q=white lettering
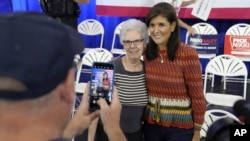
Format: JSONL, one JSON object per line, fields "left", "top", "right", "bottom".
{"left": 190, "top": 38, "right": 202, "bottom": 43}
{"left": 234, "top": 129, "right": 247, "bottom": 136}
{"left": 232, "top": 42, "right": 250, "bottom": 48}
{"left": 233, "top": 38, "right": 247, "bottom": 42}
{"left": 232, "top": 38, "right": 250, "bottom": 49}
{"left": 234, "top": 129, "right": 241, "bottom": 136}
{"left": 207, "top": 47, "right": 216, "bottom": 49}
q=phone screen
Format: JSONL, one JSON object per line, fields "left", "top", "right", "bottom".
{"left": 89, "top": 62, "right": 115, "bottom": 111}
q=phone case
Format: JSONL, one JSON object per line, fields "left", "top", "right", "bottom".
{"left": 89, "top": 62, "right": 115, "bottom": 111}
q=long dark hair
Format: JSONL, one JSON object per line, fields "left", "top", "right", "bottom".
{"left": 145, "top": 2, "right": 181, "bottom": 61}
{"left": 102, "top": 71, "right": 109, "bottom": 81}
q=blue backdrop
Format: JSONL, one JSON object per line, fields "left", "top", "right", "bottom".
{"left": 0, "top": 0, "right": 12, "bottom": 13}
{"left": 2, "top": 0, "right": 250, "bottom": 73}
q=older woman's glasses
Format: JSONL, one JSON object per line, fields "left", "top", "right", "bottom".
{"left": 122, "top": 39, "right": 144, "bottom": 46}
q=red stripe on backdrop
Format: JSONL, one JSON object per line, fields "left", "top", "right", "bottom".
{"left": 96, "top": 6, "right": 250, "bottom": 20}
{"left": 179, "top": 8, "right": 250, "bottom": 19}
{"left": 96, "top": 6, "right": 150, "bottom": 17}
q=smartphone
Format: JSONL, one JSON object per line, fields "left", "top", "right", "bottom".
{"left": 89, "top": 62, "right": 115, "bottom": 111}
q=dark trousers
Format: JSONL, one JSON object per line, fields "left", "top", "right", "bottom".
{"left": 125, "top": 130, "right": 143, "bottom": 141}
{"left": 143, "top": 121, "right": 194, "bottom": 141}
{"left": 74, "top": 129, "right": 88, "bottom": 141}
{"left": 96, "top": 123, "right": 143, "bottom": 141}
{"left": 60, "top": 17, "right": 78, "bottom": 29}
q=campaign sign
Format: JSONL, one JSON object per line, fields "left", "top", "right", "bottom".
{"left": 187, "top": 34, "right": 219, "bottom": 54}
{"left": 191, "top": 0, "right": 215, "bottom": 21}
{"left": 224, "top": 35, "right": 250, "bottom": 57}
{"left": 230, "top": 124, "right": 250, "bottom": 141}
{"left": 96, "top": 0, "right": 250, "bottom": 19}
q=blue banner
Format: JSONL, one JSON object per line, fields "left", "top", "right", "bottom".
{"left": 187, "top": 34, "right": 219, "bottom": 54}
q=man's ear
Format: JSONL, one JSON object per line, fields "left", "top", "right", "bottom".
{"left": 59, "top": 68, "right": 75, "bottom": 104}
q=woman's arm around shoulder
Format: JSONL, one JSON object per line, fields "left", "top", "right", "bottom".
{"left": 74, "top": 0, "right": 89, "bottom": 4}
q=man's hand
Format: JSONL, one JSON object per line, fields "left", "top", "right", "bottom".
{"left": 63, "top": 82, "right": 99, "bottom": 139}
{"left": 97, "top": 87, "right": 121, "bottom": 130}
{"left": 192, "top": 0, "right": 197, "bottom": 3}
{"left": 97, "top": 87, "right": 127, "bottom": 141}
{"left": 187, "top": 26, "right": 196, "bottom": 36}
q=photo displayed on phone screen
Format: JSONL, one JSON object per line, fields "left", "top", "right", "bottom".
{"left": 89, "top": 62, "right": 114, "bottom": 111}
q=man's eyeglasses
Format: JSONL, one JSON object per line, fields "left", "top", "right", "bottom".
{"left": 122, "top": 39, "right": 144, "bottom": 46}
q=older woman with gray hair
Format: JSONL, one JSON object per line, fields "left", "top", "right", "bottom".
{"left": 88, "top": 18, "right": 149, "bottom": 141}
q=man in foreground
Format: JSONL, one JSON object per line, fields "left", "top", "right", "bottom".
{"left": 0, "top": 12, "right": 126, "bottom": 141}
